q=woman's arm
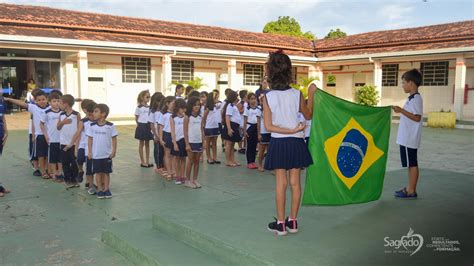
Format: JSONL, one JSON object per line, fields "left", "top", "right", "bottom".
{"left": 225, "top": 115, "right": 233, "bottom": 136}
{"left": 262, "top": 96, "right": 304, "bottom": 134}
{"left": 202, "top": 109, "right": 209, "bottom": 125}
{"left": 4, "top": 97, "right": 28, "bottom": 109}
{"left": 87, "top": 136, "right": 93, "bottom": 159}
{"left": 243, "top": 116, "right": 249, "bottom": 138}
{"left": 111, "top": 136, "right": 117, "bottom": 158}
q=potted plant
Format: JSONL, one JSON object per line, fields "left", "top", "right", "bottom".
{"left": 355, "top": 85, "right": 379, "bottom": 106}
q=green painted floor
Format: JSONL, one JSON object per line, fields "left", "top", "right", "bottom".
{"left": 0, "top": 125, "right": 473, "bottom": 265}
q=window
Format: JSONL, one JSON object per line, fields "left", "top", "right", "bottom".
{"left": 292, "top": 66, "right": 298, "bottom": 83}
{"left": 122, "top": 57, "right": 151, "bottom": 83}
{"left": 172, "top": 60, "right": 194, "bottom": 83}
{"left": 243, "top": 64, "right": 264, "bottom": 86}
{"left": 420, "top": 61, "right": 449, "bottom": 86}
{"left": 382, "top": 64, "right": 399, "bottom": 86}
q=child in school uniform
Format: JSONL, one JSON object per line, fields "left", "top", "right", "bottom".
{"left": 184, "top": 96, "right": 204, "bottom": 189}
{"left": 221, "top": 90, "right": 242, "bottom": 167}
{"left": 158, "top": 96, "right": 176, "bottom": 181}
{"left": 392, "top": 69, "right": 424, "bottom": 199}
{"left": 262, "top": 50, "right": 316, "bottom": 236}
{"left": 149, "top": 92, "right": 165, "bottom": 175}
{"left": 5, "top": 90, "right": 50, "bottom": 178}
{"left": 77, "top": 99, "right": 97, "bottom": 194}
{"left": 27, "top": 89, "right": 41, "bottom": 176}
{"left": 57, "top": 94, "right": 81, "bottom": 188}
{"left": 87, "top": 104, "right": 118, "bottom": 199}
{"left": 175, "top": 84, "right": 185, "bottom": 99}
{"left": 135, "top": 90, "right": 154, "bottom": 168}
{"left": 237, "top": 90, "right": 248, "bottom": 154}
{"left": 39, "top": 90, "right": 63, "bottom": 181}
{"left": 202, "top": 91, "right": 222, "bottom": 164}
{"left": 170, "top": 99, "right": 187, "bottom": 185}
{"left": 243, "top": 93, "right": 261, "bottom": 169}
{"left": 0, "top": 95, "right": 11, "bottom": 197}
{"left": 257, "top": 100, "right": 270, "bottom": 172}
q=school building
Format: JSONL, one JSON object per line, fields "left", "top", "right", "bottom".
{"left": 0, "top": 4, "right": 473, "bottom": 120}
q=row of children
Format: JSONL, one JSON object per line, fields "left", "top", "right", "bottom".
{"left": 134, "top": 82, "right": 312, "bottom": 187}
{"left": 3, "top": 89, "right": 118, "bottom": 199}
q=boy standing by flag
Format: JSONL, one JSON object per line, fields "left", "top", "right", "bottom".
{"left": 392, "top": 69, "right": 423, "bottom": 199}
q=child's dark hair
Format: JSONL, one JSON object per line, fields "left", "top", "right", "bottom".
{"left": 206, "top": 92, "right": 215, "bottom": 111}
{"left": 175, "top": 84, "right": 184, "bottom": 96}
{"left": 172, "top": 98, "right": 187, "bottom": 117}
{"left": 137, "top": 90, "right": 150, "bottom": 105}
{"left": 402, "top": 69, "right": 422, "bottom": 87}
{"left": 61, "top": 94, "right": 75, "bottom": 107}
{"left": 186, "top": 96, "right": 201, "bottom": 117}
{"left": 200, "top": 91, "right": 208, "bottom": 98}
{"left": 247, "top": 92, "right": 256, "bottom": 101}
{"left": 224, "top": 88, "right": 233, "bottom": 97}
{"left": 81, "top": 99, "right": 96, "bottom": 113}
{"left": 48, "top": 90, "right": 63, "bottom": 101}
{"left": 150, "top": 92, "right": 165, "bottom": 113}
{"left": 185, "top": 86, "right": 194, "bottom": 98}
{"left": 95, "top": 103, "right": 110, "bottom": 118}
{"left": 31, "top": 88, "right": 43, "bottom": 98}
{"left": 33, "top": 89, "right": 47, "bottom": 99}
{"left": 266, "top": 50, "right": 293, "bottom": 90}
{"left": 161, "top": 96, "right": 176, "bottom": 113}
{"left": 222, "top": 90, "right": 238, "bottom": 122}
{"left": 188, "top": 90, "right": 200, "bottom": 99}
{"left": 239, "top": 90, "right": 248, "bottom": 100}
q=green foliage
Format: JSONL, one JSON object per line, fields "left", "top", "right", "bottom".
{"left": 325, "top": 28, "right": 347, "bottom": 39}
{"left": 263, "top": 16, "right": 315, "bottom": 40}
{"left": 171, "top": 77, "right": 206, "bottom": 90}
{"left": 355, "top": 85, "right": 379, "bottom": 106}
{"left": 291, "top": 76, "right": 319, "bottom": 99}
{"left": 327, "top": 74, "right": 336, "bottom": 85}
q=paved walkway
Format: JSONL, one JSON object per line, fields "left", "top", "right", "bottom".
{"left": 0, "top": 125, "right": 473, "bottom": 265}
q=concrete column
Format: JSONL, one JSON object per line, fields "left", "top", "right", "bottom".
{"left": 454, "top": 56, "right": 466, "bottom": 120}
{"left": 77, "top": 50, "right": 88, "bottom": 100}
{"left": 308, "top": 64, "right": 323, "bottom": 89}
{"left": 373, "top": 60, "right": 383, "bottom": 106}
{"left": 162, "top": 55, "right": 172, "bottom": 95}
{"left": 228, "top": 59, "right": 237, "bottom": 90}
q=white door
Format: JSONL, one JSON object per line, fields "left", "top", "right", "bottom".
{"left": 88, "top": 65, "right": 107, "bottom": 104}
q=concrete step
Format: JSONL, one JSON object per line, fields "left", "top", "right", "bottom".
{"left": 152, "top": 213, "right": 274, "bottom": 266}
{"left": 102, "top": 219, "right": 222, "bottom": 266}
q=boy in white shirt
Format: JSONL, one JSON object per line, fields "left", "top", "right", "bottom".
{"left": 392, "top": 69, "right": 423, "bottom": 199}
{"left": 57, "top": 94, "right": 81, "bottom": 188}
{"left": 5, "top": 90, "right": 50, "bottom": 178}
{"left": 40, "top": 91, "right": 64, "bottom": 182}
{"left": 87, "top": 104, "right": 118, "bottom": 199}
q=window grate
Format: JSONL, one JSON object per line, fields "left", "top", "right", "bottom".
{"left": 122, "top": 57, "right": 151, "bottom": 83}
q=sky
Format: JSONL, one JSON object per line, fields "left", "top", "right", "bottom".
{"left": 2, "top": 0, "right": 473, "bottom": 38}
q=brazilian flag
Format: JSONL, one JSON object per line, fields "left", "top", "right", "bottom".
{"left": 302, "top": 89, "right": 391, "bottom": 205}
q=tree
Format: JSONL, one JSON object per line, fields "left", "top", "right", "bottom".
{"left": 291, "top": 76, "right": 319, "bottom": 99}
{"left": 263, "top": 16, "right": 315, "bottom": 40}
{"left": 325, "top": 28, "right": 347, "bottom": 39}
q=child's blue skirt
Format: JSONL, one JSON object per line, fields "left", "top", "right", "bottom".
{"left": 264, "top": 137, "right": 313, "bottom": 170}
{"left": 135, "top": 122, "right": 153, "bottom": 141}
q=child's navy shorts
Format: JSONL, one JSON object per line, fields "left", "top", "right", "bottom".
{"left": 29, "top": 134, "right": 37, "bottom": 161}
{"left": 400, "top": 145, "right": 418, "bottom": 167}
{"left": 77, "top": 148, "right": 86, "bottom": 165}
{"left": 204, "top": 127, "right": 220, "bottom": 137}
{"left": 260, "top": 133, "right": 271, "bottom": 145}
{"left": 189, "top": 142, "right": 203, "bottom": 153}
{"left": 48, "top": 142, "right": 61, "bottom": 164}
{"left": 35, "top": 135, "right": 48, "bottom": 157}
{"left": 163, "top": 131, "right": 173, "bottom": 149}
{"left": 171, "top": 138, "right": 187, "bottom": 157}
{"left": 92, "top": 158, "right": 113, "bottom": 174}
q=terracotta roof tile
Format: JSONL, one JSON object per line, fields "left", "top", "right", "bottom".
{"left": 0, "top": 3, "right": 314, "bottom": 53}
{"left": 0, "top": 25, "right": 313, "bottom": 57}
{"left": 315, "top": 20, "right": 474, "bottom": 55}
